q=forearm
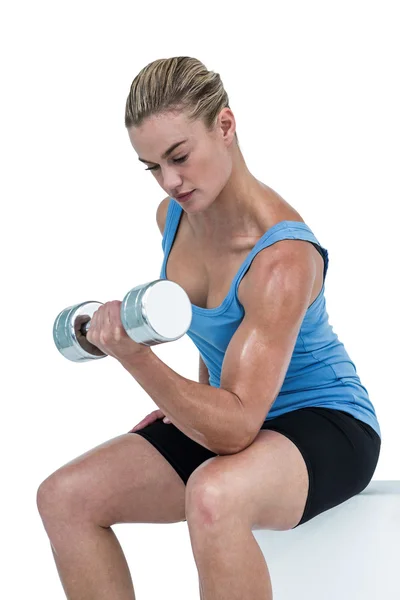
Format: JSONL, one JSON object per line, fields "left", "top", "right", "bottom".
{"left": 119, "top": 350, "right": 249, "bottom": 455}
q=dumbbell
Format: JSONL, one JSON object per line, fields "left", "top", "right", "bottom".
{"left": 53, "top": 279, "right": 192, "bottom": 363}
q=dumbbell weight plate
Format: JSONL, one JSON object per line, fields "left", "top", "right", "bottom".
{"left": 53, "top": 280, "right": 193, "bottom": 363}
{"left": 121, "top": 279, "right": 192, "bottom": 345}
{"left": 53, "top": 301, "right": 107, "bottom": 363}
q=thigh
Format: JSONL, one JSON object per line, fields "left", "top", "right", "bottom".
{"left": 261, "top": 407, "right": 381, "bottom": 528}
{"left": 37, "top": 427, "right": 190, "bottom": 527}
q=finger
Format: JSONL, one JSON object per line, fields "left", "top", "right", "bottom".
{"left": 86, "top": 309, "right": 98, "bottom": 342}
{"left": 100, "top": 303, "right": 108, "bottom": 333}
{"left": 92, "top": 306, "right": 100, "bottom": 325}
{"left": 129, "top": 421, "right": 145, "bottom": 432}
{"left": 130, "top": 409, "right": 163, "bottom": 432}
{"left": 108, "top": 302, "right": 115, "bottom": 330}
{"left": 110, "top": 301, "right": 124, "bottom": 336}
{"left": 131, "top": 415, "right": 154, "bottom": 431}
{"left": 130, "top": 420, "right": 151, "bottom": 432}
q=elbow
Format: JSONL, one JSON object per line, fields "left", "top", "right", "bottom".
{"left": 209, "top": 430, "right": 249, "bottom": 455}
{"left": 232, "top": 413, "right": 265, "bottom": 454}
{"left": 213, "top": 391, "right": 259, "bottom": 455}
{"left": 220, "top": 425, "right": 255, "bottom": 455}
{"left": 233, "top": 430, "right": 256, "bottom": 454}
{"left": 220, "top": 437, "right": 253, "bottom": 455}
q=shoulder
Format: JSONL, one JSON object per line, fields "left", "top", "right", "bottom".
{"left": 156, "top": 196, "right": 171, "bottom": 235}
{"left": 239, "top": 239, "right": 317, "bottom": 314}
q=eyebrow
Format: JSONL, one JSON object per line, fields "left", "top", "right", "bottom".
{"left": 138, "top": 139, "right": 188, "bottom": 164}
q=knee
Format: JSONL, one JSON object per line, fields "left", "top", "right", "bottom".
{"left": 36, "top": 469, "right": 80, "bottom": 520}
{"left": 185, "top": 477, "right": 229, "bottom": 526}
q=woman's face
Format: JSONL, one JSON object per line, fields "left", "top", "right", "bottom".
{"left": 128, "top": 110, "right": 233, "bottom": 208}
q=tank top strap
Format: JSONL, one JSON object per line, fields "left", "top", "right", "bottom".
{"left": 234, "top": 220, "right": 329, "bottom": 295}
{"left": 161, "top": 198, "right": 182, "bottom": 253}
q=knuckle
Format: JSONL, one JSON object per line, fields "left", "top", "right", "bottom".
{"left": 100, "top": 333, "right": 110, "bottom": 345}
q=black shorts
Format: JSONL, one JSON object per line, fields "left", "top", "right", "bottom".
{"left": 130, "top": 407, "right": 381, "bottom": 528}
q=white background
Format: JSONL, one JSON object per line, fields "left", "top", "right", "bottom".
{"left": 1, "top": 1, "right": 398, "bottom": 598}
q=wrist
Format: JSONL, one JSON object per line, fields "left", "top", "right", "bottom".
{"left": 119, "top": 346, "right": 153, "bottom": 368}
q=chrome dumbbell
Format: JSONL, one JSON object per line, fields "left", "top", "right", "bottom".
{"left": 53, "top": 279, "right": 192, "bottom": 363}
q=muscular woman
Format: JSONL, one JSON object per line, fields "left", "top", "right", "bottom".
{"left": 37, "top": 56, "right": 381, "bottom": 600}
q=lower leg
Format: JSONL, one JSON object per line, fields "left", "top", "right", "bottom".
{"left": 199, "top": 577, "right": 204, "bottom": 600}
{"left": 189, "top": 519, "right": 273, "bottom": 600}
{"left": 43, "top": 519, "right": 135, "bottom": 599}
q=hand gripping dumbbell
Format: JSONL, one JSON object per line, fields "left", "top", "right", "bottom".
{"left": 53, "top": 279, "right": 192, "bottom": 363}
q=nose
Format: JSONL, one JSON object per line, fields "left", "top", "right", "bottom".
{"left": 159, "top": 166, "right": 183, "bottom": 193}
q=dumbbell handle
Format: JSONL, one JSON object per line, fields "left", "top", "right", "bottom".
{"left": 81, "top": 320, "right": 91, "bottom": 335}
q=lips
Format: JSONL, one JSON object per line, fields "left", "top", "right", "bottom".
{"left": 176, "top": 190, "right": 194, "bottom": 198}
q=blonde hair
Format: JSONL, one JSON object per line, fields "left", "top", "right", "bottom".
{"left": 125, "top": 56, "right": 239, "bottom": 144}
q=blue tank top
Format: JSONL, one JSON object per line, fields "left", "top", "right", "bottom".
{"left": 160, "top": 198, "right": 381, "bottom": 439}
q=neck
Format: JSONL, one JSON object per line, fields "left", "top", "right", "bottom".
{"left": 187, "top": 155, "right": 272, "bottom": 242}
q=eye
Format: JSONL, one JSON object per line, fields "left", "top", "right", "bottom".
{"left": 145, "top": 155, "right": 188, "bottom": 172}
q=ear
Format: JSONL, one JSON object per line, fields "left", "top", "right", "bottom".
{"left": 218, "top": 107, "right": 236, "bottom": 145}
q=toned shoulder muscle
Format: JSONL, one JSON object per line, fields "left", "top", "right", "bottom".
{"left": 156, "top": 196, "right": 171, "bottom": 235}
